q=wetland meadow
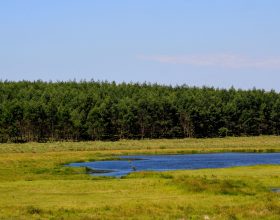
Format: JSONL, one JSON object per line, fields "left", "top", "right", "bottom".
{"left": 0, "top": 136, "right": 280, "bottom": 219}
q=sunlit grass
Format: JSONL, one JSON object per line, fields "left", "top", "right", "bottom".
{"left": 1, "top": 136, "right": 280, "bottom": 154}
{"left": 0, "top": 136, "right": 279, "bottom": 219}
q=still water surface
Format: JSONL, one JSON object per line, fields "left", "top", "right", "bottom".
{"left": 69, "top": 153, "right": 280, "bottom": 177}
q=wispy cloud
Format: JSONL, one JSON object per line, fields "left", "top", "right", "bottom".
{"left": 139, "top": 54, "right": 280, "bottom": 69}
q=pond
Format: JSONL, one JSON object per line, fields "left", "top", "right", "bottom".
{"left": 69, "top": 153, "right": 280, "bottom": 177}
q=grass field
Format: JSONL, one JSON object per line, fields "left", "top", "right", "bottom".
{"left": 0, "top": 136, "right": 279, "bottom": 219}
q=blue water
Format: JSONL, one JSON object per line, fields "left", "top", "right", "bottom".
{"left": 69, "top": 153, "right": 280, "bottom": 177}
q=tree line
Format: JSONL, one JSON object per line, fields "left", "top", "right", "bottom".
{"left": 0, "top": 80, "right": 279, "bottom": 142}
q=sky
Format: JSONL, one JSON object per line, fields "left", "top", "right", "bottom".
{"left": 1, "top": 0, "right": 280, "bottom": 90}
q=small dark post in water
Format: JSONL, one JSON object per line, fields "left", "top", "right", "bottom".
{"left": 129, "top": 160, "right": 137, "bottom": 171}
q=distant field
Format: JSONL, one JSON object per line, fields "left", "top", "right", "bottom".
{"left": 1, "top": 136, "right": 280, "bottom": 154}
{"left": 0, "top": 136, "right": 279, "bottom": 219}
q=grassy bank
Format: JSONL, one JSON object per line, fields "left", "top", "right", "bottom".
{"left": 0, "top": 136, "right": 279, "bottom": 219}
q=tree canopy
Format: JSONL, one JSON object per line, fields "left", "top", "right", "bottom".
{"left": 0, "top": 81, "right": 279, "bottom": 142}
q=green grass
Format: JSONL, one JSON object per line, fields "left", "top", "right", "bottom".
{"left": 1, "top": 136, "right": 280, "bottom": 154}
{"left": 0, "top": 136, "right": 279, "bottom": 219}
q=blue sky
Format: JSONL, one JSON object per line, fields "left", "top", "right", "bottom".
{"left": 1, "top": 0, "right": 280, "bottom": 90}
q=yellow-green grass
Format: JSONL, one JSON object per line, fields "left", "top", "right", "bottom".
{"left": 1, "top": 136, "right": 280, "bottom": 154}
{"left": 0, "top": 136, "right": 279, "bottom": 219}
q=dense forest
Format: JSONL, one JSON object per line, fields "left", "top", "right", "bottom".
{"left": 0, "top": 80, "right": 279, "bottom": 143}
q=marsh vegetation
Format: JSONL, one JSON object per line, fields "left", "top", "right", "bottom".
{"left": 0, "top": 136, "right": 279, "bottom": 219}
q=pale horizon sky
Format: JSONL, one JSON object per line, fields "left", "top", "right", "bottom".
{"left": 1, "top": 0, "right": 280, "bottom": 90}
